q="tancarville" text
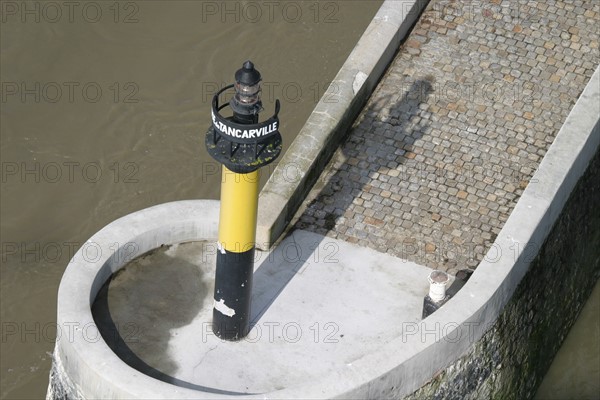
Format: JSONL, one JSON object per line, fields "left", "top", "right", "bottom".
{"left": 212, "top": 110, "right": 277, "bottom": 139}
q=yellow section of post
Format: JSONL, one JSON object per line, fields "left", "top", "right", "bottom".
{"left": 218, "top": 166, "right": 260, "bottom": 253}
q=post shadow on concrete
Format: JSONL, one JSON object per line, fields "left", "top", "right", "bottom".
{"left": 250, "top": 232, "right": 312, "bottom": 325}
{"left": 250, "top": 78, "right": 436, "bottom": 325}
{"left": 296, "top": 77, "right": 435, "bottom": 252}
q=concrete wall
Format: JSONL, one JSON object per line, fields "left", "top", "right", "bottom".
{"left": 404, "top": 147, "right": 599, "bottom": 400}
{"left": 290, "top": 66, "right": 599, "bottom": 400}
{"left": 383, "top": 66, "right": 599, "bottom": 398}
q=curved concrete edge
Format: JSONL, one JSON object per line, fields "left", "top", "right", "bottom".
{"left": 49, "top": 66, "right": 598, "bottom": 399}
{"left": 256, "top": 0, "right": 430, "bottom": 250}
{"left": 265, "top": 66, "right": 600, "bottom": 399}
{"left": 52, "top": 200, "right": 227, "bottom": 399}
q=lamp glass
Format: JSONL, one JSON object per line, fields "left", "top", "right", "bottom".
{"left": 234, "top": 81, "right": 261, "bottom": 105}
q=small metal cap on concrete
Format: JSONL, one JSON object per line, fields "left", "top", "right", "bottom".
{"left": 428, "top": 270, "right": 449, "bottom": 302}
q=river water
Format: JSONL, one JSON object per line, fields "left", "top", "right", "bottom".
{"left": 535, "top": 279, "right": 600, "bottom": 400}
{"left": 1, "top": 1, "right": 598, "bottom": 399}
{"left": 0, "top": 1, "right": 382, "bottom": 398}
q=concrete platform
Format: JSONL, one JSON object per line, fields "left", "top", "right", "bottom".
{"left": 93, "top": 230, "right": 432, "bottom": 395}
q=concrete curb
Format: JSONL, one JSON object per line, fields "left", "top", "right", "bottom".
{"left": 256, "top": 0, "right": 430, "bottom": 250}
{"left": 50, "top": 200, "right": 221, "bottom": 399}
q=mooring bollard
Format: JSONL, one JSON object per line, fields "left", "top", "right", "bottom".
{"left": 422, "top": 270, "right": 450, "bottom": 319}
{"left": 205, "top": 61, "right": 282, "bottom": 340}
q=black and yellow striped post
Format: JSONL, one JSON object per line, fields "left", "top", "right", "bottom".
{"left": 213, "top": 167, "right": 258, "bottom": 339}
{"left": 205, "top": 61, "right": 282, "bottom": 340}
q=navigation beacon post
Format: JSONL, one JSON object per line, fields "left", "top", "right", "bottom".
{"left": 205, "top": 61, "right": 282, "bottom": 340}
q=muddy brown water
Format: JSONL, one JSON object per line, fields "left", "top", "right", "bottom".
{"left": 534, "top": 279, "right": 600, "bottom": 400}
{"left": 0, "top": 2, "right": 382, "bottom": 398}
{"left": 1, "top": 1, "right": 597, "bottom": 399}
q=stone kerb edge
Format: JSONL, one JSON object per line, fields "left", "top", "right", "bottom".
{"left": 256, "top": 0, "right": 430, "bottom": 250}
{"left": 53, "top": 200, "right": 224, "bottom": 399}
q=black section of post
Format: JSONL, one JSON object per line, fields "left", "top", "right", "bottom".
{"left": 212, "top": 248, "right": 255, "bottom": 340}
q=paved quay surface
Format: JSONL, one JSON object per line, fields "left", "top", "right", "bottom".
{"left": 295, "top": 0, "right": 599, "bottom": 273}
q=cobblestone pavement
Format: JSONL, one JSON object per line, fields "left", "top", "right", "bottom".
{"left": 295, "top": 0, "right": 599, "bottom": 273}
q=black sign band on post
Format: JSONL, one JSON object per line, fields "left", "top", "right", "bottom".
{"left": 205, "top": 85, "right": 282, "bottom": 174}
{"left": 211, "top": 85, "right": 281, "bottom": 144}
